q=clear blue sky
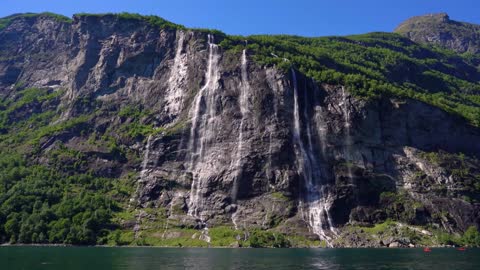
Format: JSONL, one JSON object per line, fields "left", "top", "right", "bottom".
{"left": 1, "top": 0, "right": 480, "bottom": 36}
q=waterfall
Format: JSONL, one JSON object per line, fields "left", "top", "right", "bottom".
{"left": 229, "top": 49, "right": 251, "bottom": 229}
{"left": 129, "top": 134, "right": 154, "bottom": 207}
{"left": 312, "top": 79, "right": 328, "bottom": 158}
{"left": 139, "top": 135, "right": 153, "bottom": 181}
{"left": 265, "top": 69, "right": 280, "bottom": 187}
{"left": 230, "top": 49, "right": 250, "bottom": 202}
{"left": 165, "top": 31, "right": 188, "bottom": 117}
{"left": 187, "top": 34, "right": 221, "bottom": 220}
{"left": 291, "top": 69, "right": 335, "bottom": 245}
{"left": 340, "top": 86, "right": 354, "bottom": 179}
{"left": 266, "top": 126, "right": 274, "bottom": 187}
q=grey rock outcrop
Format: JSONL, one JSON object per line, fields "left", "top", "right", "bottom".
{"left": 1, "top": 13, "right": 479, "bottom": 245}
{"left": 395, "top": 13, "right": 480, "bottom": 54}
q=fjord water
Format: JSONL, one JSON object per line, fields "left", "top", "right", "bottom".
{"left": 2, "top": 247, "right": 480, "bottom": 270}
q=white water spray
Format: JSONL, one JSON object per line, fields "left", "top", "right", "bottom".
{"left": 311, "top": 80, "right": 328, "bottom": 158}
{"left": 231, "top": 49, "right": 250, "bottom": 202}
{"left": 139, "top": 135, "right": 153, "bottom": 181}
{"left": 265, "top": 70, "right": 281, "bottom": 186}
{"left": 165, "top": 31, "right": 188, "bottom": 117}
{"left": 340, "top": 86, "right": 354, "bottom": 179}
{"left": 187, "top": 34, "right": 221, "bottom": 221}
{"left": 291, "top": 69, "right": 335, "bottom": 245}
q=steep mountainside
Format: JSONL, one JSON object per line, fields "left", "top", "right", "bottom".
{"left": 395, "top": 13, "right": 480, "bottom": 54}
{"left": 0, "top": 12, "right": 479, "bottom": 248}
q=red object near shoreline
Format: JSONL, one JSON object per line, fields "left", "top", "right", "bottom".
{"left": 423, "top": 247, "right": 432, "bottom": 252}
{"left": 457, "top": 247, "right": 466, "bottom": 251}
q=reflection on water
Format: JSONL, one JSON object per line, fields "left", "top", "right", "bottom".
{"left": 1, "top": 247, "right": 480, "bottom": 270}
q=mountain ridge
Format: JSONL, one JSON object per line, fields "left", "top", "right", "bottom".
{"left": 0, "top": 12, "right": 479, "bottom": 248}
{"left": 395, "top": 12, "right": 480, "bottom": 54}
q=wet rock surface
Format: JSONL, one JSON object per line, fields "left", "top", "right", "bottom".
{"left": 0, "top": 13, "right": 479, "bottom": 246}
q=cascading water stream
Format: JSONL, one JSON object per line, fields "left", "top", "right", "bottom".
{"left": 265, "top": 69, "right": 281, "bottom": 188}
{"left": 291, "top": 69, "right": 335, "bottom": 245}
{"left": 312, "top": 79, "right": 328, "bottom": 158}
{"left": 303, "top": 81, "right": 336, "bottom": 235}
{"left": 340, "top": 86, "right": 354, "bottom": 180}
{"left": 139, "top": 135, "right": 153, "bottom": 181}
{"left": 130, "top": 135, "right": 154, "bottom": 207}
{"left": 231, "top": 49, "right": 250, "bottom": 202}
{"left": 187, "top": 34, "right": 220, "bottom": 221}
{"left": 165, "top": 31, "right": 188, "bottom": 117}
{"left": 230, "top": 49, "right": 251, "bottom": 229}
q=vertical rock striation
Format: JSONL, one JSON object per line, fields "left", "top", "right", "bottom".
{"left": 0, "top": 13, "right": 479, "bottom": 245}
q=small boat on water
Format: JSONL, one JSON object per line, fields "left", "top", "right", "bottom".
{"left": 423, "top": 247, "right": 432, "bottom": 252}
{"left": 457, "top": 247, "right": 466, "bottom": 251}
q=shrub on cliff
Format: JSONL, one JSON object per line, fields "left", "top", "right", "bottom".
{"left": 462, "top": 226, "right": 480, "bottom": 247}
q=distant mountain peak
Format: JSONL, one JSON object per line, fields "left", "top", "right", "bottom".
{"left": 394, "top": 13, "right": 450, "bottom": 31}
{"left": 394, "top": 13, "right": 480, "bottom": 54}
{"left": 424, "top": 12, "right": 450, "bottom": 21}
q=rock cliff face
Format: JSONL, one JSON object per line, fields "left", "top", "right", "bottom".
{"left": 394, "top": 13, "right": 480, "bottom": 54}
{"left": 0, "top": 13, "right": 479, "bottom": 247}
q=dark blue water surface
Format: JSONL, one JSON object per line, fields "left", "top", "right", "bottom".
{"left": 1, "top": 247, "right": 479, "bottom": 270}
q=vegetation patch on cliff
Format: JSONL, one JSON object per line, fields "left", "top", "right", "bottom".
{"left": 219, "top": 33, "right": 480, "bottom": 126}
{"left": 0, "top": 12, "right": 71, "bottom": 31}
